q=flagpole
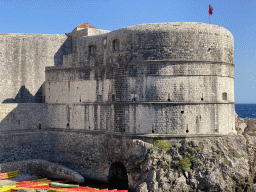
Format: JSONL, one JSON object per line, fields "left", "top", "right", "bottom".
{"left": 208, "top": 4, "right": 213, "bottom": 24}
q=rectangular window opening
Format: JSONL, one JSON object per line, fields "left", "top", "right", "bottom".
{"left": 97, "top": 95, "right": 102, "bottom": 102}
{"left": 222, "top": 92, "right": 227, "bottom": 100}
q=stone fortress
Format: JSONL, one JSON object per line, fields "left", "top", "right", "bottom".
{"left": 45, "top": 22, "right": 236, "bottom": 135}
{"left": 0, "top": 22, "right": 237, "bottom": 190}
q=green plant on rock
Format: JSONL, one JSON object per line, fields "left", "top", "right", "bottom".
{"left": 176, "top": 156, "right": 191, "bottom": 172}
{"left": 163, "top": 162, "right": 170, "bottom": 171}
{"left": 130, "top": 163, "right": 141, "bottom": 174}
{"left": 234, "top": 151, "right": 242, "bottom": 158}
{"left": 224, "top": 160, "right": 232, "bottom": 168}
{"left": 174, "top": 160, "right": 179, "bottom": 166}
{"left": 228, "top": 147, "right": 236, "bottom": 153}
{"left": 194, "top": 147, "right": 201, "bottom": 152}
{"left": 214, "top": 153, "right": 222, "bottom": 158}
{"left": 150, "top": 136, "right": 170, "bottom": 152}
{"left": 175, "top": 143, "right": 182, "bottom": 148}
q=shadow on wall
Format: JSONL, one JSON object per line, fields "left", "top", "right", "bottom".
{"left": 54, "top": 36, "right": 72, "bottom": 66}
{"left": 2, "top": 85, "right": 43, "bottom": 103}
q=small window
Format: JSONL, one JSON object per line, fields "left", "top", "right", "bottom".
{"left": 181, "top": 111, "right": 184, "bottom": 114}
{"left": 66, "top": 123, "right": 70, "bottom": 128}
{"left": 103, "top": 37, "right": 107, "bottom": 49}
{"left": 222, "top": 92, "right": 227, "bottom": 100}
{"left": 112, "top": 39, "right": 120, "bottom": 51}
{"left": 132, "top": 98, "right": 136, "bottom": 102}
{"left": 89, "top": 45, "right": 96, "bottom": 55}
{"left": 112, "top": 95, "right": 115, "bottom": 102}
{"left": 97, "top": 95, "right": 102, "bottom": 102}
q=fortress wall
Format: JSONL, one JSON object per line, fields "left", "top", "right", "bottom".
{"left": 0, "top": 34, "right": 71, "bottom": 104}
{"left": 0, "top": 128, "right": 113, "bottom": 183}
{"left": 45, "top": 64, "right": 234, "bottom": 103}
{"left": 217, "top": 103, "right": 236, "bottom": 134}
{"left": 46, "top": 104, "right": 115, "bottom": 131}
{"left": 0, "top": 104, "right": 48, "bottom": 131}
{"left": 75, "top": 23, "right": 234, "bottom": 68}
{"left": 44, "top": 102, "right": 236, "bottom": 134}
{"left": 0, "top": 130, "right": 56, "bottom": 164}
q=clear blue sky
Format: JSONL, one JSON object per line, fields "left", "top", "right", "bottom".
{"left": 0, "top": 0, "right": 255, "bottom": 104}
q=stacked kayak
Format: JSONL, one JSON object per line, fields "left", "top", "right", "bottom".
{"left": 0, "top": 176, "right": 128, "bottom": 192}
{"left": 0, "top": 170, "right": 19, "bottom": 180}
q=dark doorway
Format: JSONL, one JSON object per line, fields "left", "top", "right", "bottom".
{"left": 108, "top": 162, "right": 128, "bottom": 190}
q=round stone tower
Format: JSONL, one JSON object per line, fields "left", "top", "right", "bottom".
{"left": 49, "top": 22, "right": 236, "bottom": 135}
{"left": 107, "top": 22, "right": 236, "bottom": 135}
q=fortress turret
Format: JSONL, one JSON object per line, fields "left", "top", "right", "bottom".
{"left": 45, "top": 22, "right": 236, "bottom": 135}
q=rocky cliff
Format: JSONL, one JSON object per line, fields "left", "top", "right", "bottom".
{"left": 127, "top": 113, "right": 256, "bottom": 192}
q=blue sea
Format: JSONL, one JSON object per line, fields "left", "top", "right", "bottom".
{"left": 235, "top": 104, "right": 256, "bottom": 119}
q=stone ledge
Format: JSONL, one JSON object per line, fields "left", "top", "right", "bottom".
{"left": 41, "top": 128, "right": 227, "bottom": 138}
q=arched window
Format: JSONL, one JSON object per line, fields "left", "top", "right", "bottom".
{"left": 112, "top": 39, "right": 120, "bottom": 51}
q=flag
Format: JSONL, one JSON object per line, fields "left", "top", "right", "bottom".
{"left": 209, "top": 5, "right": 213, "bottom": 15}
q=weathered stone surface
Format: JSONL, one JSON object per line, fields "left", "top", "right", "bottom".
{"left": 138, "top": 182, "right": 148, "bottom": 192}
{"left": 171, "top": 175, "right": 190, "bottom": 192}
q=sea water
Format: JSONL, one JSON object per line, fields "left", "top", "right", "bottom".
{"left": 235, "top": 103, "right": 256, "bottom": 119}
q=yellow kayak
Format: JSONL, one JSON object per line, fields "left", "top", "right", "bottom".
{"left": 0, "top": 170, "right": 19, "bottom": 180}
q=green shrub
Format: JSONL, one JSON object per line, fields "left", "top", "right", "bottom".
{"left": 176, "top": 157, "right": 191, "bottom": 172}
{"left": 151, "top": 137, "right": 170, "bottom": 152}
{"left": 194, "top": 147, "right": 201, "bottom": 152}
{"left": 163, "top": 162, "right": 170, "bottom": 170}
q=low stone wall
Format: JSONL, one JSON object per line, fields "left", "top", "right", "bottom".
{"left": 0, "top": 159, "right": 84, "bottom": 184}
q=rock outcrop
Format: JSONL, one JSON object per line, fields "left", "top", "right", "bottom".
{"left": 126, "top": 117, "right": 256, "bottom": 192}
{"left": 235, "top": 112, "right": 247, "bottom": 134}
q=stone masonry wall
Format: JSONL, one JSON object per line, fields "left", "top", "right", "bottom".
{"left": 0, "top": 33, "right": 71, "bottom": 104}
{"left": 45, "top": 103, "right": 235, "bottom": 134}
{"left": 0, "top": 104, "right": 48, "bottom": 131}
